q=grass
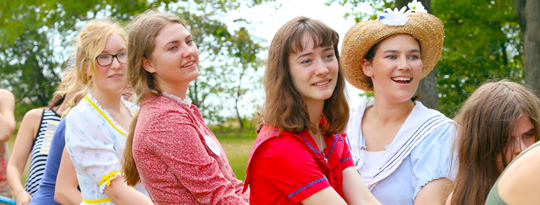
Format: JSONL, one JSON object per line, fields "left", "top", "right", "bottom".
{"left": 218, "top": 137, "right": 255, "bottom": 181}
{"left": 213, "top": 129, "right": 257, "bottom": 181}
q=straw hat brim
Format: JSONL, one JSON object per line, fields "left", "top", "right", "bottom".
{"left": 341, "top": 12, "right": 444, "bottom": 92}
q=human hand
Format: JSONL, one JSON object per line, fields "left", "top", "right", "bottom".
{"left": 15, "top": 190, "right": 32, "bottom": 205}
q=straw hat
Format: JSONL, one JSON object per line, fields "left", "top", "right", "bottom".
{"left": 341, "top": 6, "right": 444, "bottom": 91}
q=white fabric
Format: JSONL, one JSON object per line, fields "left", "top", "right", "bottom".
{"left": 65, "top": 93, "right": 148, "bottom": 204}
{"left": 347, "top": 101, "right": 454, "bottom": 190}
{"left": 357, "top": 149, "right": 387, "bottom": 185}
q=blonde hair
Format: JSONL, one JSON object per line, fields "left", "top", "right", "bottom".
{"left": 50, "top": 67, "right": 84, "bottom": 117}
{"left": 451, "top": 80, "right": 540, "bottom": 204}
{"left": 63, "top": 19, "right": 127, "bottom": 115}
{"left": 123, "top": 10, "right": 186, "bottom": 186}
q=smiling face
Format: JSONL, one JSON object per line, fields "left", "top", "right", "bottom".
{"left": 288, "top": 34, "right": 339, "bottom": 107}
{"left": 496, "top": 114, "right": 537, "bottom": 172}
{"left": 142, "top": 23, "right": 199, "bottom": 96}
{"left": 92, "top": 33, "right": 127, "bottom": 95}
{"left": 362, "top": 34, "right": 422, "bottom": 103}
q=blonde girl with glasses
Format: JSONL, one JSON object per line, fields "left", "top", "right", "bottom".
{"left": 63, "top": 19, "right": 152, "bottom": 205}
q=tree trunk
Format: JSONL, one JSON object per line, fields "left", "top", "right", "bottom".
{"left": 396, "top": 0, "right": 439, "bottom": 110}
{"left": 516, "top": 0, "right": 540, "bottom": 94}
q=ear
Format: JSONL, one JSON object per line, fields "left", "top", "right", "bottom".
{"left": 142, "top": 57, "right": 156, "bottom": 73}
{"left": 361, "top": 58, "right": 374, "bottom": 78}
{"left": 83, "top": 61, "right": 91, "bottom": 77}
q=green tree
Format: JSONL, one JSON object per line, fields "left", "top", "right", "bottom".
{"left": 0, "top": 0, "right": 270, "bottom": 123}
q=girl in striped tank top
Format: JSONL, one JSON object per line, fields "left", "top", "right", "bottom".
{"left": 6, "top": 81, "right": 73, "bottom": 204}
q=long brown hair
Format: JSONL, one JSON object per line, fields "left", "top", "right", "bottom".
{"left": 450, "top": 80, "right": 540, "bottom": 204}
{"left": 122, "top": 10, "right": 186, "bottom": 186}
{"left": 258, "top": 16, "right": 349, "bottom": 135}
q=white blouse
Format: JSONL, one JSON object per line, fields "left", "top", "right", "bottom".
{"left": 65, "top": 93, "right": 147, "bottom": 204}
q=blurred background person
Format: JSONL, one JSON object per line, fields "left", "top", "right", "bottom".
{"left": 29, "top": 65, "right": 84, "bottom": 205}
{"left": 0, "top": 89, "right": 15, "bottom": 204}
{"left": 448, "top": 80, "right": 540, "bottom": 205}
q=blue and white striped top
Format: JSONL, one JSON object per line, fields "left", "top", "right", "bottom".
{"left": 25, "top": 109, "right": 61, "bottom": 196}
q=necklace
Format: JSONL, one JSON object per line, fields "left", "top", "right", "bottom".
{"left": 314, "top": 128, "right": 327, "bottom": 162}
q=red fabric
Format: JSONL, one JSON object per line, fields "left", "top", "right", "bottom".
{"left": 245, "top": 125, "right": 354, "bottom": 204}
{"left": 133, "top": 95, "right": 249, "bottom": 204}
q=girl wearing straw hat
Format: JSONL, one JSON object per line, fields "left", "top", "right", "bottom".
{"left": 341, "top": 2, "right": 456, "bottom": 204}
{"left": 244, "top": 16, "right": 380, "bottom": 205}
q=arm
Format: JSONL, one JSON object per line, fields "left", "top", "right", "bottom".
{"left": 414, "top": 178, "right": 452, "bottom": 205}
{"left": 301, "top": 187, "right": 347, "bottom": 205}
{"left": 341, "top": 167, "right": 381, "bottom": 205}
{"left": 103, "top": 176, "right": 153, "bottom": 205}
{"left": 145, "top": 111, "right": 247, "bottom": 204}
{"left": 0, "top": 89, "right": 16, "bottom": 142}
{"left": 497, "top": 145, "right": 540, "bottom": 204}
{"left": 340, "top": 135, "right": 381, "bottom": 205}
{"left": 6, "top": 109, "right": 42, "bottom": 205}
{"left": 54, "top": 148, "right": 81, "bottom": 205}
{"left": 249, "top": 135, "right": 338, "bottom": 204}
{"left": 65, "top": 109, "right": 152, "bottom": 205}
{"left": 412, "top": 123, "right": 455, "bottom": 205}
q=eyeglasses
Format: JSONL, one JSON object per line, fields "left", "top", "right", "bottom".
{"left": 95, "top": 52, "right": 127, "bottom": 66}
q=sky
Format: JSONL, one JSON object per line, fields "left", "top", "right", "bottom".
{"left": 224, "top": 0, "right": 370, "bottom": 111}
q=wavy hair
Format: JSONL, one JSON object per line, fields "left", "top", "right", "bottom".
{"left": 63, "top": 19, "right": 127, "bottom": 115}
{"left": 258, "top": 16, "right": 349, "bottom": 135}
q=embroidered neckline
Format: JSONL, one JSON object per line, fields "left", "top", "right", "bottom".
{"left": 85, "top": 93, "right": 134, "bottom": 136}
{"left": 162, "top": 91, "right": 192, "bottom": 105}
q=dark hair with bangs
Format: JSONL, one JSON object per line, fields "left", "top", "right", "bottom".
{"left": 258, "top": 16, "right": 349, "bottom": 136}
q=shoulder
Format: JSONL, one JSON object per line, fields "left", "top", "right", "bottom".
{"left": 346, "top": 101, "right": 370, "bottom": 136}
{"left": 349, "top": 101, "right": 371, "bottom": 116}
{"left": 65, "top": 100, "right": 102, "bottom": 127}
{"left": 21, "top": 108, "right": 45, "bottom": 124}
{"left": 0, "top": 89, "right": 15, "bottom": 108}
{"left": 24, "top": 108, "right": 44, "bottom": 119}
{"left": 142, "top": 96, "right": 190, "bottom": 120}
{"left": 68, "top": 97, "right": 92, "bottom": 115}
{"left": 144, "top": 95, "right": 188, "bottom": 112}
{"left": 498, "top": 143, "right": 540, "bottom": 190}
{"left": 0, "top": 89, "right": 14, "bottom": 99}
{"left": 255, "top": 134, "right": 312, "bottom": 161}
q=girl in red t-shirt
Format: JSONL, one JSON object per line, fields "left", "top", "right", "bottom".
{"left": 244, "top": 16, "right": 380, "bottom": 205}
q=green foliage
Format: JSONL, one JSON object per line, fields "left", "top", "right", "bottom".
{"left": 434, "top": 0, "right": 522, "bottom": 116}
{"left": 0, "top": 0, "right": 271, "bottom": 121}
{"left": 330, "top": 0, "right": 395, "bottom": 21}
{"left": 330, "top": 0, "right": 523, "bottom": 117}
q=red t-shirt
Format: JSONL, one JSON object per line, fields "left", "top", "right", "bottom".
{"left": 244, "top": 125, "right": 354, "bottom": 204}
